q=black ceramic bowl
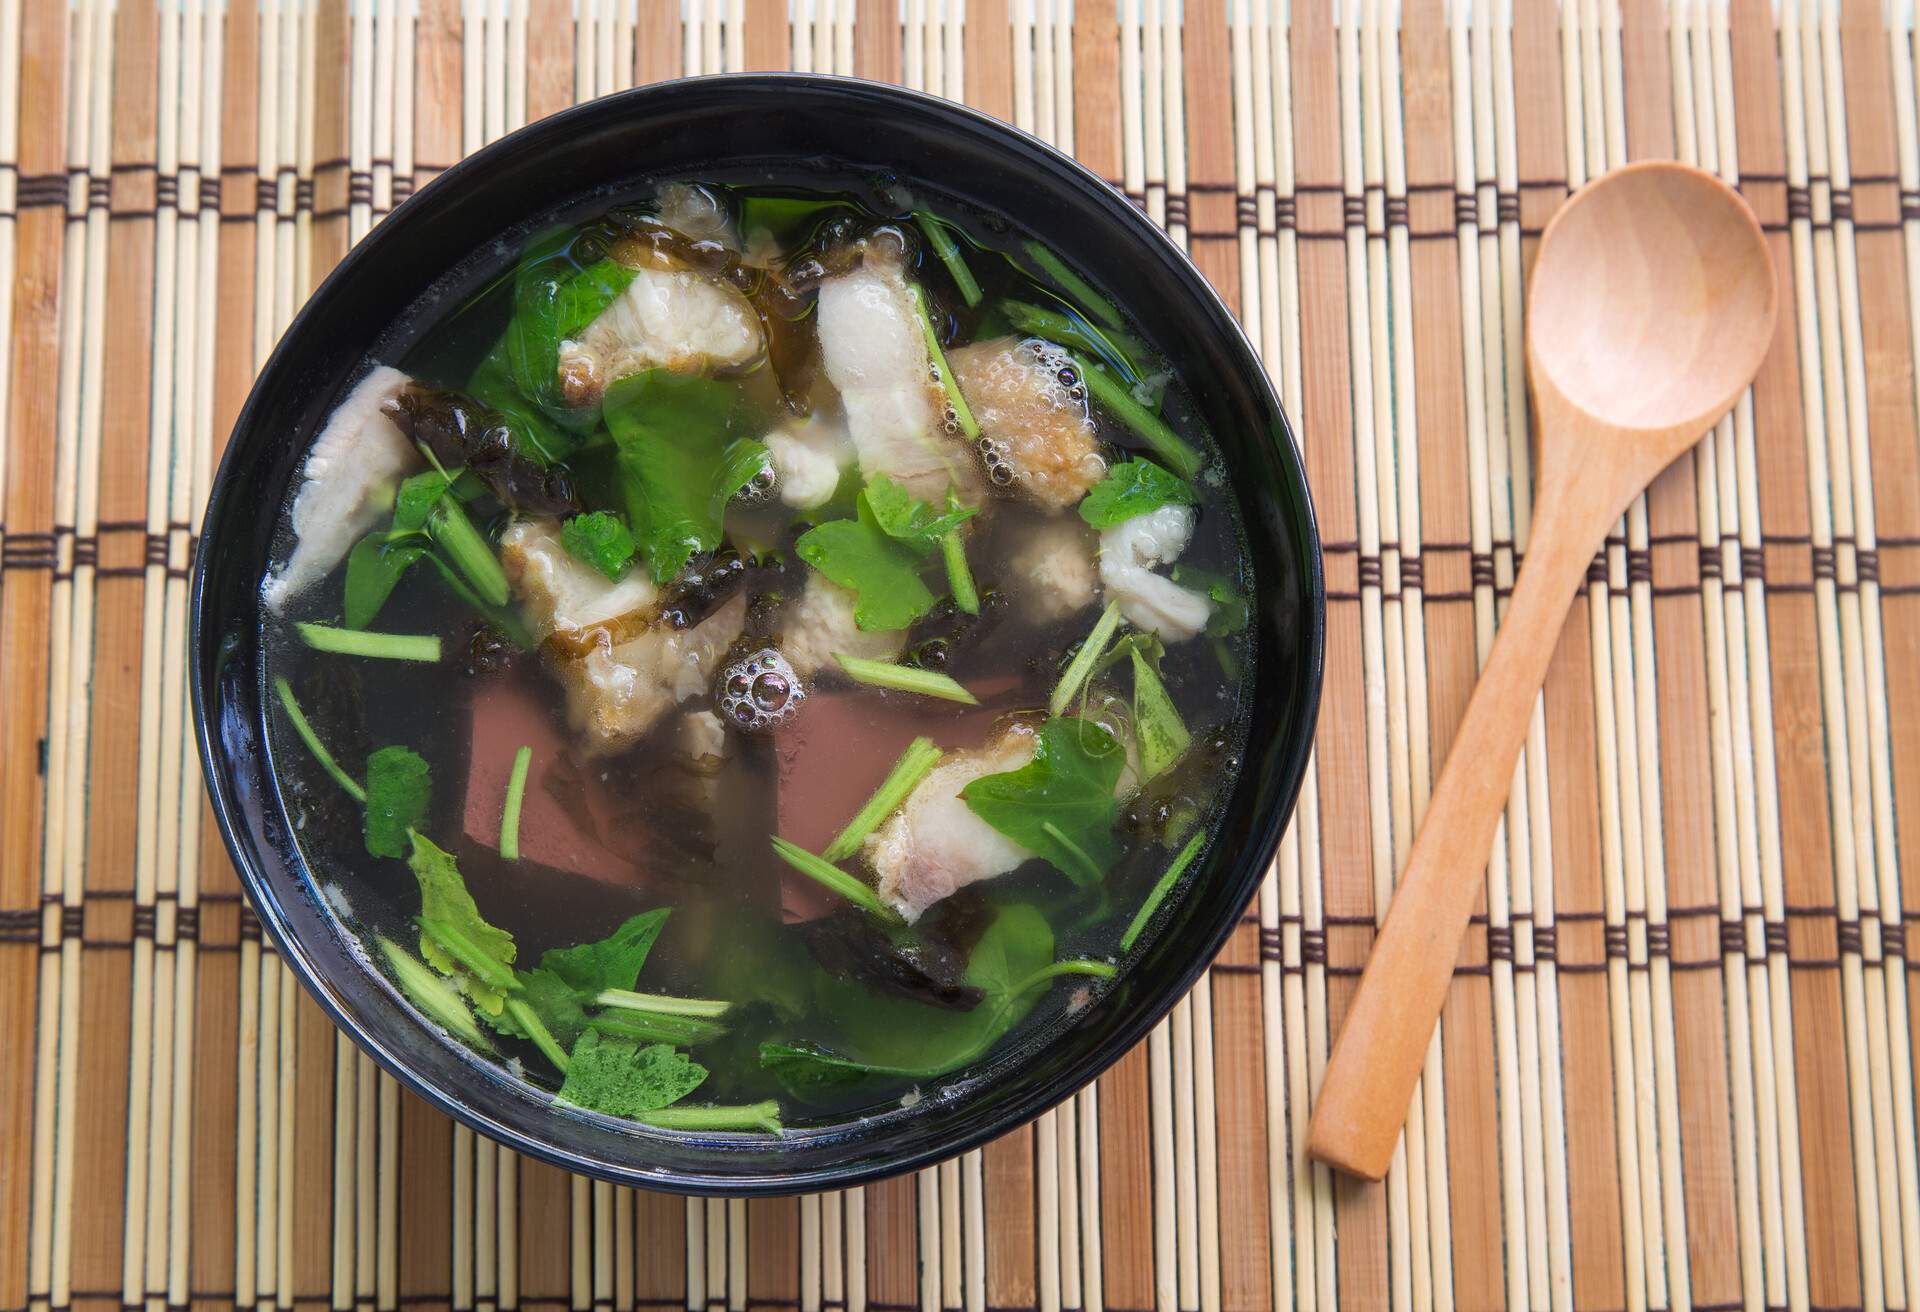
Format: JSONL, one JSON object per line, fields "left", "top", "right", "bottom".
{"left": 192, "top": 73, "right": 1322, "bottom": 1194}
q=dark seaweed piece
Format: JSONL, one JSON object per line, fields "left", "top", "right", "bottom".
{"left": 801, "top": 890, "right": 995, "bottom": 1013}
{"left": 385, "top": 384, "right": 579, "bottom": 517}
{"left": 902, "top": 587, "right": 1007, "bottom": 671}
{"left": 463, "top": 623, "right": 523, "bottom": 678}
{"left": 658, "top": 547, "right": 750, "bottom": 630}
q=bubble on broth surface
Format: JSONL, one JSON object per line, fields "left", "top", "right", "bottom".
{"left": 718, "top": 647, "right": 806, "bottom": 731}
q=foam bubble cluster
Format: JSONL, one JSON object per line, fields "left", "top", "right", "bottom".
{"left": 717, "top": 647, "right": 806, "bottom": 731}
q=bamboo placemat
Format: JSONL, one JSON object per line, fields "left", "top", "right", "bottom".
{"left": 4, "top": 0, "right": 1920, "bottom": 1309}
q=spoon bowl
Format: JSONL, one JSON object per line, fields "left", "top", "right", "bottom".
{"left": 1305, "top": 160, "right": 1776, "bottom": 1181}
{"left": 1529, "top": 160, "right": 1777, "bottom": 443}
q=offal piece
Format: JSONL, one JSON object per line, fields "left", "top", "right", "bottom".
{"left": 263, "top": 365, "right": 418, "bottom": 613}
{"left": 816, "top": 246, "right": 983, "bottom": 506}
{"left": 865, "top": 721, "right": 1042, "bottom": 923}
{"left": 763, "top": 412, "right": 852, "bottom": 510}
{"left": 947, "top": 337, "right": 1106, "bottom": 511}
{"left": 1009, "top": 517, "right": 1100, "bottom": 624}
{"left": 780, "top": 573, "right": 906, "bottom": 678}
{"left": 501, "top": 518, "right": 747, "bottom": 755}
{"left": 557, "top": 265, "right": 764, "bottom": 405}
{"left": 1098, "top": 503, "right": 1213, "bottom": 642}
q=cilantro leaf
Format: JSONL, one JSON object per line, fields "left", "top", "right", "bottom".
{"left": 364, "top": 745, "right": 431, "bottom": 858}
{"left": 760, "top": 905, "right": 1064, "bottom": 1097}
{"left": 1130, "top": 648, "right": 1190, "bottom": 781}
{"left": 538, "top": 908, "right": 671, "bottom": 996}
{"left": 560, "top": 511, "right": 636, "bottom": 580}
{"left": 556, "top": 1031, "right": 708, "bottom": 1117}
{"left": 343, "top": 531, "right": 426, "bottom": 629}
{"left": 962, "top": 718, "right": 1126, "bottom": 884}
{"left": 467, "top": 341, "right": 575, "bottom": 464}
{"left": 408, "top": 832, "right": 517, "bottom": 1015}
{"left": 505, "top": 228, "right": 637, "bottom": 420}
{"left": 1077, "top": 459, "right": 1198, "bottom": 529}
{"left": 487, "top": 966, "right": 591, "bottom": 1050}
{"left": 392, "top": 469, "right": 453, "bottom": 534}
{"left": 862, "top": 476, "right": 977, "bottom": 555}
{"left": 794, "top": 493, "right": 938, "bottom": 631}
{"left": 1171, "top": 563, "right": 1249, "bottom": 636}
{"left": 604, "top": 370, "right": 760, "bottom": 582}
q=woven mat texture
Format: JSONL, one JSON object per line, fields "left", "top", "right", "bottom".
{"left": 5, "top": 1, "right": 1920, "bottom": 1310}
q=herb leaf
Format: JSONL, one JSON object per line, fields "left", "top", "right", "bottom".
{"left": 505, "top": 229, "right": 636, "bottom": 419}
{"left": 759, "top": 905, "right": 1074, "bottom": 1096}
{"left": 604, "top": 370, "right": 758, "bottom": 582}
{"left": 795, "top": 494, "right": 937, "bottom": 632}
{"left": 408, "top": 832, "right": 517, "bottom": 1015}
{"left": 1078, "top": 459, "right": 1198, "bottom": 529}
{"left": 490, "top": 966, "right": 591, "bottom": 1051}
{"left": 560, "top": 511, "right": 636, "bottom": 580}
{"left": 540, "top": 908, "right": 672, "bottom": 997}
{"left": 467, "top": 340, "right": 575, "bottom": 464}
{"left": 962, "top": 718, "right": 1126, "bottom": 884}
{"left": 364, "top": 746, "right": 432, "bottom": 858}
{"left": 1130, "top": 648, "right": 1191, "bottom": 781}
{"left": 343, "top": 532, "right": 427, "bottom": 629}
{"left": 862, "top": 475, "right": 977, "bottom": 554}
{"left": 377, "top": 936, "right": 492, "bottom": 1050}
{"left": 557, "top": 1031, "right": 708, "bottom": 1117}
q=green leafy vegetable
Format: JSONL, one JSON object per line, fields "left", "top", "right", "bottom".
{"left": 1172, "top": 563, "right": 1250, "bottom": 636}
{"left": 376, "top": 936, "right": 490, "bottom": 1049}
{"left": 588, "top": 1009, "right": 727, "bottom": 1047}
{"left": 499, "top": 746, "right": 532, "bottom": 859}
{"left": 1078, "top": 459, "right": 1198, "bottom": 529}
{"left": 997, "top": 298, "right": 1157, "bottom": 403}
{"left": 962, "top": 718, "right": 1126, "bottom": 885}
{"left": 737, "top": 193, "right": 849, "bottom": 245}
{"left": 424, "top": 493, "right": 510, "bottom": 608}
{"left": 1049, "top": 601, "right": 1123, "bottom": 716}
{"left": 467, "top": 341, "right": 574, "bottom": 464}
{"left": 560, "top": 511, "right": 636, "bottom": 580}
{"left": 1020, "top": 239, "right": 1128, "bottom": 331}
{"left": 343, "top": 532, "right": 426, "bottom": 629}
{"left": 832, "top": 653, "right": 979, "bottom": 704}
{"left": 541, "top": 908, "right": 673, "bottom": 996}
{"left": 364, "top": 745, "right": 431, "bottom": 859}
{"left": 637, "top": 1101, "right": 784, "bottom": 1133}
{"left": 490, "top": 967, "right": 591, "bottom": 1054}
{"left": 761, "top": 906, "right": 1114, "bottom": 1095}
{"left": 907, "top": 284, "right": 982, "bottom": 441}
{"left": 942, "top": 529, "right": 979, "bottom": 615}
{"left": 1130, "top": 648, "right": 1190, "bottom": 781}
{"left": 1071, "top": 353, "right": 1204, "bottom": 479}
{"left": 770, "top": 836, "right": 898, "bottom": 921}
{"left": 603, "top": 370, "right": 760, "bottom": 582}
{"left": 408, "top": 831, "right": 517, "bottom": 1015}
{"left": 594, "top": 989, "right": 730, "bottom": 1018}
{"left": 822, "top": 736, "right": 942, "bottom": 862}
{"left": 862, "top": 476, "right": 977, "bottom": 554}
{"left": 272, "top": 677, "right": 367, "bottom": 803}
{"left": 915, "top": 212, "right": 983, "bottom": 307}
{"left": 296, "top": 622, "right": 441, "bottom": 663}
{"left": 795, "top": 497, "right": 937, "bottom": 632}
{"left": 1120, "top": 828, "right": 1207, "bottom": 951}
{"left": 505, "top": 229, "right": 637, "bottom": 417}
{"left": 556, "top": 1030, "right": 708, "bottom": 1118}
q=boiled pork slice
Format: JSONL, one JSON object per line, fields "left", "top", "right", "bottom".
{"left": 763, "top": 411, "right": 852, "bottom": 510}
{"left": 816, "top": 249, "right": 982, "bottom": 506}
{"left": 865, "top": 720, "right": 1042, "bottom": 923}
{"left": 501, "top": 518, "right": 746, "bottom": 755}
{"left": 1008, "top": 516, "right": 1100, "bottom": 624}
{"left": 262, "top": 365, "right": 417, "bottom": 613}
{"left": 947, "top": 336, "right": 1106, "bottom": 511}
{"left": 557, "top": 265, "right": 763, "bottom": 405}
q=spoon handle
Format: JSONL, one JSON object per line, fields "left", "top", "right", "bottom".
{"left": 1304, "top": 461, "right": 1621, "bottom": 1180}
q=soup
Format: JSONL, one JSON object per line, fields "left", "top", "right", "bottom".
{"left": 262, "top": 177, "right": 1253, "bottom": 1134}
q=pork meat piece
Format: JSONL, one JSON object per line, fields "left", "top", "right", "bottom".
{"left": 947, "top": 336, "right": 1106, "bottom": 511}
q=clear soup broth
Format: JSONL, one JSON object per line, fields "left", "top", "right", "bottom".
{"left": 264, "top": 174, "right": 1253, "bottom": 1134}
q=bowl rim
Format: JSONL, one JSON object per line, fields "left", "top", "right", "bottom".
{"left": 191, "top": 69, "right": 1325, "bottom": 1195}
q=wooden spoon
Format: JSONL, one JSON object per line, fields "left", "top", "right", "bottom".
{"left": 1304, "top": 160, "right": 1777, "bottom": 1181}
